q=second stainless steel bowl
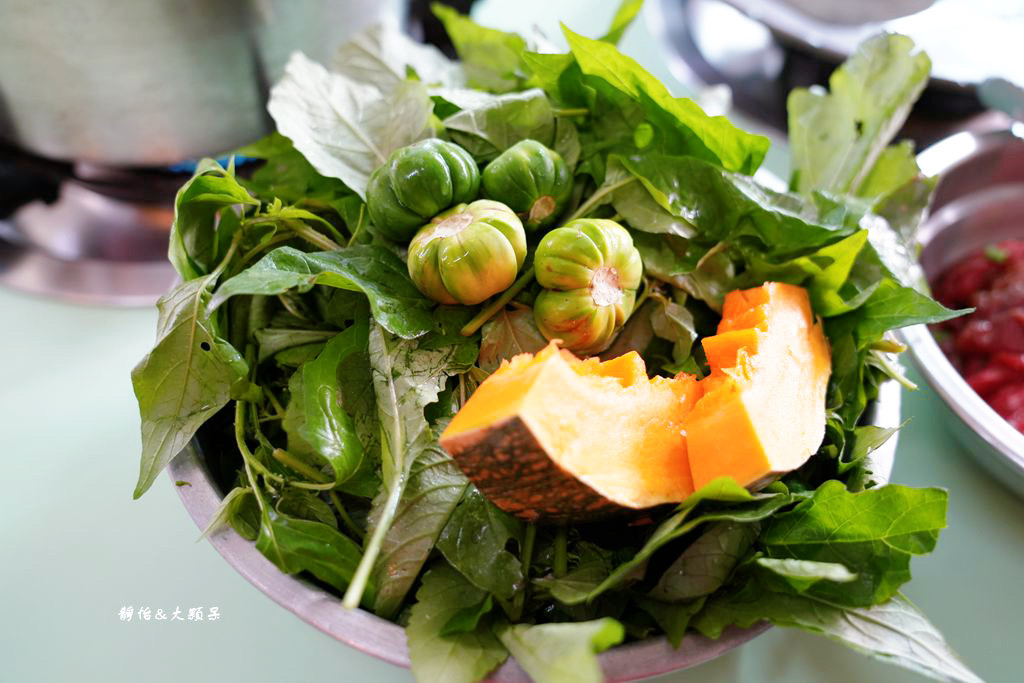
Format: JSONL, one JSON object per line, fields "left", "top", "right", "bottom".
{"left": 902, "top": 124, "right": 1024, "bottom": 497}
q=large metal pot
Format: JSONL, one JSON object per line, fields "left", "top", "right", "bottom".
{"left": 0, "top": 0, "right": 390, "bottom": 165}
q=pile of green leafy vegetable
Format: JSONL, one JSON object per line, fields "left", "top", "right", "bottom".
{"left": 132, "top": 4, "right": 981, "bottom": 682}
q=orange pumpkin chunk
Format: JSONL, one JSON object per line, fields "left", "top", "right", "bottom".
{"left": 440, "top": 343, "right": 701, "bottom": 520}
{"left": 685, "top": 282, "right": 831, "bottom": 490}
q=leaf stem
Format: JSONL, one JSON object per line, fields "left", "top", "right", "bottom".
{"left": 290, "top": 220, "right": 343, "bottom": 252}
{"left": 270, "top": 447, "right": 327, "bottom": 482}
{"left": 632, "top": 277, "right": 655, "bottom": 313}
{"left": 235, "top": 400, "right": 285, "bottom": 486}
{"left": 552, "top": 107, "right": 589, "bottom": 117}
{"left": 235, "top": 402, "right": 334, "bottom": 491}
{"left": 870, "top": 338, "right": 907, "bottom": 354}
{"left": 347, "top": 204, "right": 367, "bottom": 247}
{"left": 345, "top": 388, "right": 407, "bottom": 609}
{"left": 265, "top": 388, "right": 287, "bottom": 418}
{"left": 554, "top": 525, "right": 568, "bottom": 578}
{"left": 510, "top": 524, "right": 537, "bottom": 621}
{"left": 329, "top": 491, "right": 365, "bottom": 541}
{"left": 212, "top": 228, "right": 245, "bottom": 280}
{"left": 236, "top": 231, "right": 295, "bottom": 272}
{"left": 567, "top": 177, "right": 635, "bottom": 222}
{"left": 872, "top": 350, "right": 918, "bottom": 391}
{"left": 460, "top": 266, "right": 535, "bottom": 337}
{"left": 344, "top": 475, "right": 403, "bottom": 609}
{"left": 276, "top": 292, "right": 310, "bottom": 321}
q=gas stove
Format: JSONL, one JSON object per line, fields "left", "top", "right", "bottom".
{"left": 0, "top": 148, "right": 182, "bottom": 306}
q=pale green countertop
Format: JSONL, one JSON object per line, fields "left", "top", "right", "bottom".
{"left": 3, "top": 3, "right": 1022, "bottom": 682}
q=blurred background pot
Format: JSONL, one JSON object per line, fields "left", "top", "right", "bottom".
{"left": 0, "top": 0, "right": 386, "bottom": 165}
{"left": 0, "top": 0, "right": 396, "bottom": 305}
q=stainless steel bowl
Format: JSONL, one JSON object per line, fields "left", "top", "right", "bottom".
{"left": 168, "top": 381, "right": 900, "bottom": 681}
{"left": 901, "top": 124, "right": 1024, "bottom": 497}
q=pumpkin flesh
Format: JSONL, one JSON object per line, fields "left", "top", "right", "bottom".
{"left": 685, "top": 282, "right": 831, "bottom": 490}
{"left": 440, "top": 344, "right": 700, "bottom": 521}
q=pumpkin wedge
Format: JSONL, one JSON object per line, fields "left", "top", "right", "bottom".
{"left": 440, "top": 282, "right": 830, "bottom": 523}
{"left": 684, "top": 282, "right": 831, "bottom": 490}
{"left": 440, "top": 343, "right": 701, "bottom": 522}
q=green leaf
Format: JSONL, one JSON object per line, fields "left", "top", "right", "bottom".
{"left": 442, "top": 595, "right": 494, "bottom": 637}
{"left": 648, "top": 521, "right": 759, "bottom": 602}
{"left": 839, "top": 423, "right": 902, "bottom": 474}
{"left": 741, "top": 229, "right": 870, "bottom": 316}
{"left": 432, "top": 3, "right": 529, "bottom": 92}
{"left": 612, "top": 176, "right": 697, "bottom": 239}
{"left": 438, "top": 489, "right": 524, "bottom": 601}
{"left": 369, "top": 445, "right": 469, "bottom": 618}
{"left": 859, "top": 210, "right": 927, "bottom": 291}
{"left": 616, "top": 154, "right": 860, "bottom": 256}
{"left": 210, "top": 245, "right": 435, "bottom": 340}
{"left": 563, "top": 28, "right": 769, "bottom": 174}
{"left": 843, "top": 278, "right": 964, "bottom": 344}
{"left": 440, "top": 88, "right": 556, "bottom": 161}
{"left": 233, "top": 132, "right": 353, "bottom": 211}
{"left": 599, "top": 0, "right": 644, "bottom": 45}
{"left": 588, "top": 482, "right": 792, "bottom": 601}
{"left": 255, "top": 328, "right": 335, "bottom": 365}
{"left": 407, "top": 564, "right": 508, "bottom": 683}
{"left": 788, "top": 33, "right": 930, "bottom": 195}
{"left": 649, "top": 294, "right": 699, "bottom": 367}
{"left": 761, "top": 481, "right": 947, "bottom": 606}
{"left": 168, "top": 161, "right": 259, "bottom": 280}
{"left": 534, "top": 542, "right": 613, "bottom": 606}
{"left": 694, "top": 590, "right": 982, "bottom": 683}
{"left": 132, "top": 276, "right": 248, "bottom": 498}
{"left": 331, "top": 20, "right": 464, "bottom": 89}
{"left": 872, "top": 173, "right": 937, "bottom": 244}
{"left": 635, "top": 596, "right": 706, "bottom": 648}
{"left": 267, "top": 51, "right": 433, "bottom": 198}
{"left": 275, "top": 488, "right": 338, "bottom": 528}
{"left": 554, "top": 116, "right": 582, "bottom": 170}
{"left": 254, "top": 508, "right": 364, "bottom": 598}
{"left": 335, "top": 343, "right": 385, "bottom": 498}
{"left": 631, "top": 232, "right": 737, "bottom": 311}
{"left": 290, "top": 322, "right": 368, "bottom": 485}
{"left": 521, "top": 51, "right": 591, "bottom": 108}
{"left": 496, "top": 618, "right": 625, "bottom": 683}
{"left": 478, "top": 304, "right": 548, "bottom": 374}
{"left": 344, "top": 324, "right": 471, "bottom": 609}
{"left": 199, "top": 486, "right": 254, "bottom": 540}
{"left": 857, "top": 140, "right": 921, "bottom": 200}
{"left": 756, "top": 558, "right": 858, "bottom": 593}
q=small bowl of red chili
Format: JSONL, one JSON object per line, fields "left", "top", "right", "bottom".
{"left": 902, "top": 122, "right": 1024, "bottom": 496}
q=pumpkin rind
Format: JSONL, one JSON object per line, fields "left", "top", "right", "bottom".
{"left": 482, "top": 139, "right": 572, "bottom": 231}
{"left": 440, "top": 416, "right": 623, "bottom": 523}
{"left": 366, "top": 138, "right": 481, "bottom": 242}
{"left": 533, "top": 219, "right": 643, "bottom": 354}
{"left": 406, "top": 199, "right": 527, "bottom": 305}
